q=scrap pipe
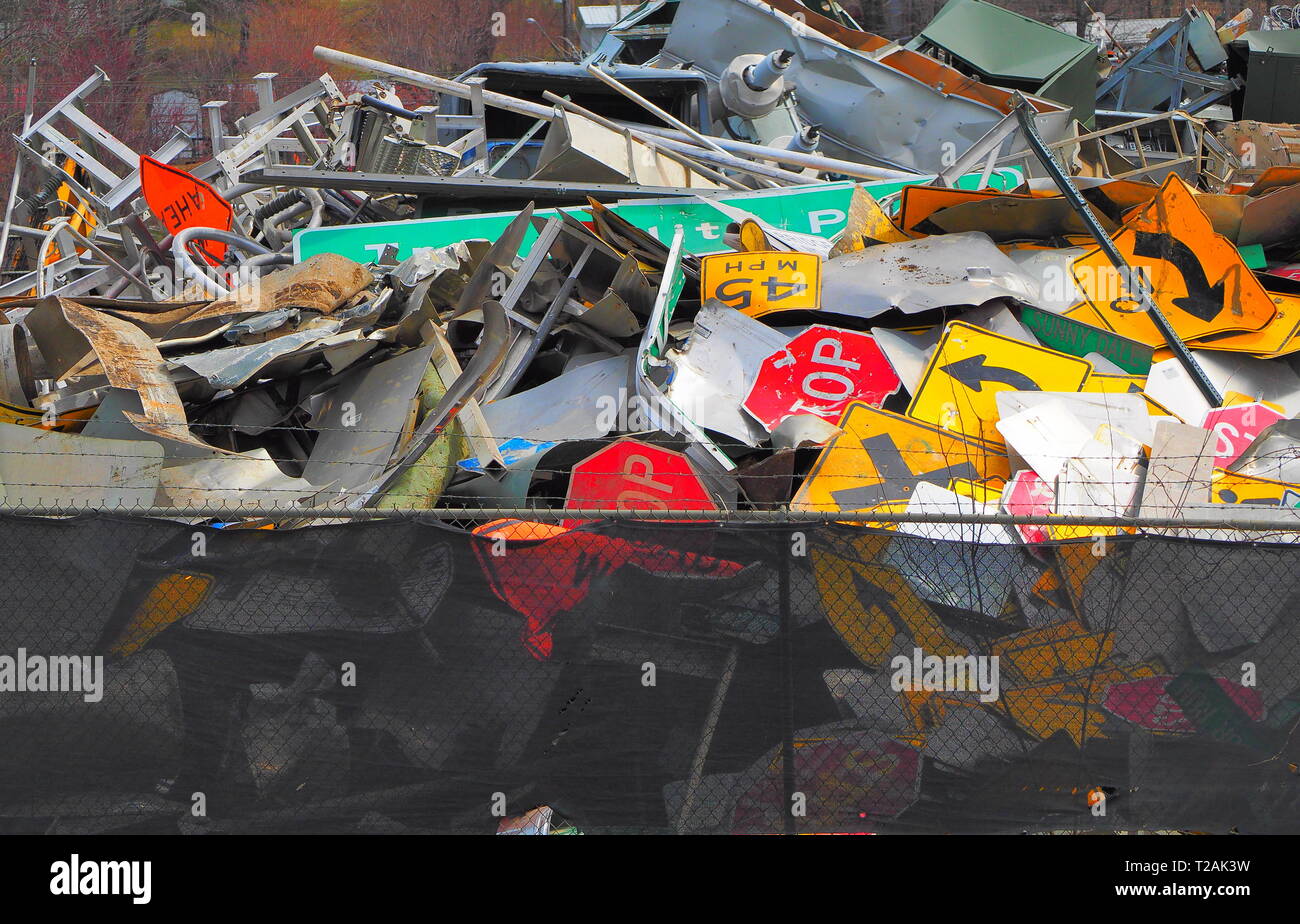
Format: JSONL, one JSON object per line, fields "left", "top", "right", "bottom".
{"left": 358, "top": 94, "right": 423, "bottom": 121}
{"left": 745, "top": 49, "right": 794, "bottom": 91}
{"left": 171, "top": 227, "right": 274, "bottom": 297}
{"left": 582, "top": 62, "right": 735, "bottom": 161}
{"left": 312, "top": 45, "right": 918, "bottom": 182}
{"left": 260, "top": 200, "right": 309, "bottom": 250}
{"left": 260, "top": 187, "right": 324, "bottom": 250}
{"left": 636, "top": 123, "right": 914, "bottom": 182}
{"left": 236, "top": 251, "right": 292, "bottom": 286}
{"left": 639, "top": 132, "right": 813, "bottom": 186}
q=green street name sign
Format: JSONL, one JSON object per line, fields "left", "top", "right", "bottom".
{"left": 293, "top": 169, "right": 1024, "bottom": 263}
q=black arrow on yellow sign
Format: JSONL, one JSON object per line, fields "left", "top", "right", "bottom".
{"left": 939, "top": 355, "right": 1039, "bottom": 392}
{"left": 1132, "top": 231, "right": 1225, "bottom": 323}
{"left": 830, "top": 433, "right": 978, "bottom": 508}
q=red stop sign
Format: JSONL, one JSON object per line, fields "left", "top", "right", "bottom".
{"left": 564, "top": 439, "right": 718, "bottom": 527}
{"left": 743, "top": 326, "right": 900, "bottom": 431}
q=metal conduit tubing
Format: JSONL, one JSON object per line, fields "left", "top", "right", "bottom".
{"left": 104, "top": 248, "right": 155, "bottom": 298}
{"left": 235, "top": 251, "right": 292, "bottom": 287}
{"left": 359, "top": 94, "right": 423, "bottom": 121}
{"left": 106, "top": 238, "right": 196, "bottom": 298}
{"left": 103, "top": 231, "right": 179, "bottom": 298}
{"left": 261, "top": 200, "right": 308, "bottom": 249}
{"left": 319, "top": 189, "right": 358, "bottom": 218}
{"left": 223, "top": 182, "right": 265, "bottom": 199}
{"left": 312, "top": 46, "right": 919, "bottom": 182}
{"left": 261, "top": 188, "right": 324, "bottom": 250}
{"left": 172, "top": 227, "right": 274, "bottom": 297}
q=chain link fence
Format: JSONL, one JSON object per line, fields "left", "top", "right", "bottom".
{"left": 0, "top": 507, "right": 1296, "bottom": 834}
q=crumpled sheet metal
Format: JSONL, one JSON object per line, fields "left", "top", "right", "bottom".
{"left": 5, "top": 24, "right": 1300, "bottom": 533}
{"left": 303, "top": 344, "right": 436, "bottom": 491}
{"left": 157, "top": 448, "right": 323, "bottom": 509}
{"left": 664, "top": 301, "right": 789, "bottom": 447}
{"left": 661, "top": 0, "right": 1070, "bottom": 175}
{"left": 174, "top": 321, "right": 346, "bottom": 391}
{"left": 480, "top": 353, "right": 631, "bottom": 444}
{"left": 59, "top": 298, "right": 218, "bottom": 451}
{"left": 820, "top": 232, "right": 1041, "bottom": 318}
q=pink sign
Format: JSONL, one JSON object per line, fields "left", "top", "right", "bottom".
{"left": 1200, "top": 402, "right": 1285, "bottom": 469}
{"left": 1002, "top": 469, "right": 1055, "bottom": 544}
{"left": 1103, "top": 676, "right": 1263, "bottom": 733}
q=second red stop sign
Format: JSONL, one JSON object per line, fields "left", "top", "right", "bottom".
{"left": 564, "top": 439, "right": 719, "bottom": 527}
{"left": 743, "top": 326, "right": 900, "bottom": 431}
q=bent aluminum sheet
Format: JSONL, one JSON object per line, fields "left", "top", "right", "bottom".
{"left": 60, "top": 298, "right": 219, "bottom": 451}
{"left": 665, "top": 302, "right": 789, "bottom": 447}
{"left": 303, "top": 345, "right": 436, "bottom": 491}
{"left": 1233, "top": 420, "right": 1300, "bottom": 483}
{"left": 81, "top": 388, "right": 221, "bottom": 464}
{"left": 1145, "top": 351, "right": 1300, "bottom": 424}
{"left": 821, "top": 232, "right": 1040, "bottom": 319}
{"left": 1139, "top": 420, "right": 1300, "bottom": 540}
{"left": 661, "top": 0, "right": 1071, "bottom": 174}
{"left": 1006, "top": 247, "right": 1089, "bottom": 314}
{"left": 480, "top": 353, "right": 632, "bottom": 443}
{"left": 174, "top": 322, "right": 346, "bottom": 390}
{"left": 0, "top": 421, "right": 162, "bottom": 508}
{"left": 157, "top": 447, "right": 323, "bottom": 509}
{"left": 996, "top": 391, "right": 1155, "bottom": 449}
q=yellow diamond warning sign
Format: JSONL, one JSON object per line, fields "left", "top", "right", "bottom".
{"left": 792, "top": 401, "right": 1009, "bottom": 513}
{"left": 907, "top": 321, "right": 1093, "bottom": 445}
{"left": 1070, "top": 174, "right": 1277, "bottom": 347}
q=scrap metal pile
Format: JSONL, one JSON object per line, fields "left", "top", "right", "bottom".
{"left": 3, "top": 0, "right": 1300, "bottom": 534}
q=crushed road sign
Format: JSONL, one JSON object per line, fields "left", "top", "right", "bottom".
{"left": 907, "top": 321, "right": 1093, "bottom": 445}
{"left": 700, "top": 251, "right": 821, "bottom": 316}
{"left": 743, "top": 326, "right": 898, "bottom": 431}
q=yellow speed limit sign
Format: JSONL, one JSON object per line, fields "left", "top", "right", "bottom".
{"left": 908, "top": 321, "right": 1093, "bottom": 445}
{"left": 700, "top": 251, "right": 821, "bottom": 317}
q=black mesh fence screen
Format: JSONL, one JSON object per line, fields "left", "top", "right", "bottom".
{"left": 0, "top": 511, "right": 1296, "bottom": 834}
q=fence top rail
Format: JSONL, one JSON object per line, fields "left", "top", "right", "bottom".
{"left": 1, "top": 504, "right": 1300, "bottom": 532}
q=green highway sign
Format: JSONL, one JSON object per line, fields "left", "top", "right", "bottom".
{"left": 1019, "top": 304, "right": 1155, "bottom": 375}
{"left": 294, "top": 169, "right": 1024, "bottom": 264}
